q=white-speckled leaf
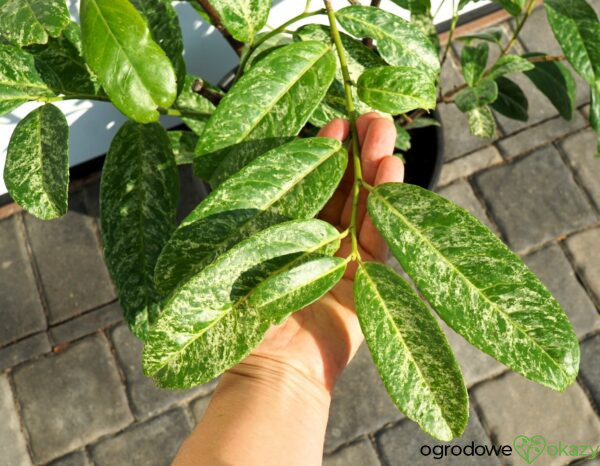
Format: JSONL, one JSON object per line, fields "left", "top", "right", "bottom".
{"left": 100, "top": 122, "right": 179, "bottom": 339}
{"left": 460, "top": 43, "right": 488, "bottom": 87}
{"left": 467, "top": 105, "right": 496, "bottom": 138}
{"left": 168, "top": 130, "right": 199, "bottom": 165}
{"left": 454, "top": 79, "right": 498, "bottom": 112}
{"left": 80, "top": 0, "right": 177, "bottom": 123}
{"left": 210, "top": 0, "right": 271, "bottom": 43}
{"left": 355, "top": 262, "right": 468, "bottom": 441}
{"left": 486, "top": 55, "right": 534, "bottom": 81}
{"left": 4, "top": 103, "right": 68, "bottom": 220}
{"left": 194, "top": 41, "right": 336, "bottom": 184}
{"left": 0, "top": 0, "right": 70, "bottom": 46}
{"left": 174, "top": 74, "right": 215, "bottom": 135}
{"left": 155, "top": 137, "right": 347, "bottom": 296}
{"left": 367, "top": 182, "right": 580, "bottom": 391}
{"left": 143, "top": 219, "right": 342, "bottom": 388}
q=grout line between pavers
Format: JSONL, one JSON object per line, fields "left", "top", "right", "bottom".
{"left": 6, "top": 367, "right": 37, "bottom": 464}
{"left": 557, "top": 240, "right": 600, "bottom": 313}
{"left": 367, "top": 432, "right": 386, "bottom": 466}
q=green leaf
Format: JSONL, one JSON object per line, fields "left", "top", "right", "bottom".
{"left": 186, "top": 0, "right": 211, "bottom": 23}
{"left": 454, "top": 79, "right": 498, "bottom": 112}
{"left": 155, "top": 137, "right": 347, "bottom": 296}
{"left": 355, "top": 262, "right": 468, "bottom": 441}
{"left": 209, "top": 0, "right": 271, "bottom": 43}
{"left": 168, "top": 131, "right": 199, "bottom": 165}
{"left": 493, "top": 0, "right": 525, "bottom": 16}
{"left": 457, "top": 28, "right": 504, "bottom": 45}
{"left": 486, "top": 55, "right": 535, "bottom": 81}
{"left": 245, "top": 33, "right": 291, "bottom": 69}
{"left": 336, "top": 6, "right": 440, "bottom": 77}
{"left": 0, "top": 44, "right": 54, "bottom": 116}
{"left": 130, "top": 0, "right": 186, "bottom": 94}
{"left": 545, "top": 0, "right": 600, "bottom": 85}
{"left": 395, "top": 123, "right": 411, "bottom": 151}
{"left": 367, "top": 182, "right": 580, "bottom": 391}
{"left": 590, "top": 82, "right": 600, "bottom": 155}
{"left": 461, "top": 43, "right": 489, "bottom": 87}
{"left": 100, "top": 122, "right": 179, "bottom": 339}
{"left": 390, "top": 0, "right": 430, "bottom": 15}
{"left": 0, "top": 0, "right": 70, "bottom": 46}
{"left": 411, "top": 13, "right": 440, "bottom": 55}
{"left": 357, "top": 66, "right": 436, "bottom": 115}
{"left": 193, "top": 41, "right": 336, "bottom": 184}
{"left": 467, "top": 105, "right": 496, "bottom": 138}
{"left": 405, "top": 117, "right": 440, "bottom": 129}
{"left": 144, "top": 219, "right": 343, "bottom": 388}
{"left": 80, "top": 0, "right": 177, "bottom": 123}
{"left": 523, "top": 52, "right": 576, "bottom": 120}
{"left": 491, "top": 77, "right": 528, "bottom": 121}
{"left": 4, "top": 104, "right": 68, "bottom": 220}
{"left": 173, "top": 74, "right": 215, "bottom": 135}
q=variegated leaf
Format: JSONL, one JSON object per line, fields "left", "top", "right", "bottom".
{"left": 0, "top": 0, "right": 70, "bottom": 46}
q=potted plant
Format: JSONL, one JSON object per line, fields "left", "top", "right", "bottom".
{"left": 1, "top": 0, "right": 598, "bottom": 441}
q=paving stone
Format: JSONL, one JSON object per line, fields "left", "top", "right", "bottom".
{"left": 473, "top": 371, "right": 600, "bottom": 466}
{"left": 582, "top": 104, "right": 591, "bottom": 119}
{"left": 474, "top": 146, "right": 597, "bottom": 252}
{"left": 561, "top": 128, "right": 600, "bottom": 210}
{"left": 24, "top": 192, "right": 116, "bottom": 324}
{"left": 48, "top": 450, "right": 91, "bottom": 466}
{"left": 376, "top": 408, "right": 499, "bottom": 466}
{"left": 325, "top": 344, "right": 403, "bottom": 453}
{"left": 0, "top": 375, "right": 32, "bottom": 466}
{"left": 190, "top": 395, "right": 212, "bottom": 423}
{"left": 438, "top": 146, "right": 503, "bottom": 186}
{"left": 566, "top": 228, "right": 600, "bottom": 304}
{"left": 439, "top": 49, "right": 464, "bottom": 96}
{"left": 50, "top": 301, "right": 123, "bottom": 346}
{"left": 323, "top": 439, "right": 380, "bottom": 466}
{"left": 437, "top": 179, "right": 499, "bottom": 233}
{"left": 90, "top": 409, "right": 192, "bottom": 466}
{"left": 580, "top": 335, "right": 600, "bottom": 410}
{"left": 12, "top": 334, "right": 133, "bottom": 463}
{"left": 111, "top": 324, "right": 215, "bottom": 420}
{"left": 523, "top": 244, "right": 599, "bottom": 339}
{"left": 0, "top": 332, "right": 50, "bottom": 372}
{"left": 498, "top": 112, "right": 587, "bottom": 159}
{"left": 0, "top": 215, "right": 46, "bottom": 346}
{"left": 177, "top": 164, "right": 210, "bottom": 223}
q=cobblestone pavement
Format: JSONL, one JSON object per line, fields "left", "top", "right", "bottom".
{"left": 1, "top": 8, "right": 600, "bottom": 465}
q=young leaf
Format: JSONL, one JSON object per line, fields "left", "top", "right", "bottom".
{"left": 590, "top": 82, "right": 600, "bottom": 155}
{"left": 523, "top": 52, "right": 576, "bottom": 120}
{"left": 457, "top": 29, "right": 504, "bottom": 46}
{"left": 367, "top": 182, "right": 580, "bottom": 391}
{"left": 355, "top": 262, "right": 468, "bottom": 441}
{"left": 493, "top": 0, "right": 525, "bottom": 16}
{"left": 193, "top": 41, "right": 336, "bottom": 184}
{"left": 485, "top": 55, "right": 535, "bottom": 81}
{"left": 144, "top": 219, "right": 343, "bottom": 388}
{"left": 0, "top": 44, "right": 54, "bottom": 116}
{"left": 336, "top": 6, "right": 440, "bottom": 77}
{"left": 395, "top": 123, "right": 411, "bottom": 151}
{"left": 208, "top": 0, "right": 271, "bottom": 43}
{"left": 545, "top": 0, "right": 600, "bottom": 85}
{"left": 357, "top": 66, "right": 436, "bottom": 115}
{"left": 173, "top": 74, "right": 215, "bottom": 135}
{"left": 100, "top": 122, "right": 179, "bottom": 339}
{"left": 168, "top": 131, "right": 199, "bottom": 165}
{"left": 467, "top": 105, "right": 496, "bottom": 138}
{"left": 454, "top": 79, "right": 498, "bottom": 112}
{"left": 4, "top": 103, "right": 68, "bottom": 220}
{"left": 461, "top": 43, "right": 489, "bottom": 87}
{"left": 155, "top": 137, "right": 347, "bottom": 296}
{"left": 80, "top": 0, "right": 177, "bottom": 123}
{"left": 405, "top": 117, "right": 440, "bottom": 129}
{"left": 0, "top": 0, "right": 70, "bottom": 46}
{"left": 491, "top": 77, "right": 528, "bottom": 121}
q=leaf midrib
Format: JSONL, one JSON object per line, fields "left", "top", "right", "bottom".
{"left": 361, "top": 83, "right": 431, "bottom": 107}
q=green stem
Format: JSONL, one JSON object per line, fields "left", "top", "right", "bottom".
{"left": 440, "top": 0, "right": 458, "bottom": 68}
{"left": 502, "top": 0, "right": 536, "bottom": 55}
{"left": 324, "top": 0, "right": 363, "bottom": 261}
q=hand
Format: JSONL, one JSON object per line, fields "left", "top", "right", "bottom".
{"left": 234, "top": 113, "right": 404, "bottom": 393}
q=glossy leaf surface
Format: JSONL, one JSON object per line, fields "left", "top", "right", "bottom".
{"left": 168, "top": 131, "right": 199, "bottom": 165}
{"left": 355, "top": 262, "right": 468, "bottom": 441}
{"left": 80, "top": 0, "right": 177, "bottom": 123}
{"left": 454, "top": 79, "right": 498, "bottom": 112}
{"left": 491, "top": 77, "right": 528, "bottom": 121}
{"left": 144, "top": 219, "right": 342, "bottom": 388}
{"left": 486, "top": 55, "right": 534, "bottom": 81}
{"left": 194, "top": 41, "right": 336, "bottom": 184}
{"left": 0, "top": 0, "right": 70, "bottom": 46}
{"left": 155, "top": 137, "right": 347, "bottom": 296}
{"left": 174, "top": 74, "right": 215, "bottom": 135}
{"left": 467, "top": 105, "right": 496, "bottom": 138}
{"left": 367, "top": 182, "right": 580, "bottom": 391}
{"left": 101, "top": 122, "right": 179, "bottom": 339}
{"left": 461, "top": 43, "right": 488, "bottom": 87}
{"left": 210, "top": 0, "right": 271, "bottom": 43}
{"left": 4, "top": 103, "right": 68, "bottom": 220}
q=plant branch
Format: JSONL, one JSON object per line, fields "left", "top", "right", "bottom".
{"left": 324, "top": 0, "right": 363, "bottom": 261}
{"left": 197, "top": 0, "right": 245, "bottom": 56}
{"left": 501, "top": 0, "right": 536, "bottom": 55}
{"left": 192, "top": 79, "right": 224, "bottom": 106}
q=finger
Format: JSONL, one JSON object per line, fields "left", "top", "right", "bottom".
{"left": 317, "top": 118, "right": 350, "bottom": 141}
{"left": 356, "top": 112, "right": 381, "bottom": 146}
{"left": 361, "top": 118, "right": 397, "bottom": 185}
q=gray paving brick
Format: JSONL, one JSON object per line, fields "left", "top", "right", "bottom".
{"left": 12, "top": 334, "right": 133, "bottom": 463}
{"left": 560, "top": 128, "right": 600, "bottom": 210}
{"left": 566, "top": 227, "right": 600, "bottom": 304}
{"left": 498, "top": 112, "right": 587, "bottom": 159}
{"left": 437, "top": 179, "right": 498, "bottom": 233}
{"left": 325, "top": 344, "right": 403, "bottom": 453}
{"left": 376, "top": 408, "right": 499, "bottom": 466}
{"left": 580, "top": 334, "right": 600, "bottom": 410}
{"left": 24, "top": 192, "right": 115, "bottom": 324}
{"left": 474, "top": 146, "right": 597, "bottom": 252}
{"left": 48, "top": 450, "right": 91, "bottom": 466}
{"left": 523, "top": 244, "right": 599, "bottom": 339}
{"left": 438, "top": 145, "right": 503, "bottom": 187}
{"left": 90, "top": 409, "right": 192, "bottom": 466}
{"left": 190, "top": 395, "right": 212, "bottom": 423}
{"left": 0, "top": 375, "right": 32, "bottom": 466}
{"left": 323, "top": 439, "right": 380, "bottom": 466}
{"left": 0, "top": 216, "right": 46, "bottom": 347}
{"left": 473, "top": 371, "right": 600, "bottom": 466}
{"left": 0, "top": 332, "right": 50, "bottom": 372}
{"left": 50, "top": 301, "right": 123, "bottom": 346}
{"left": 111, "top": 324, "right": 215, "bottom": 420}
